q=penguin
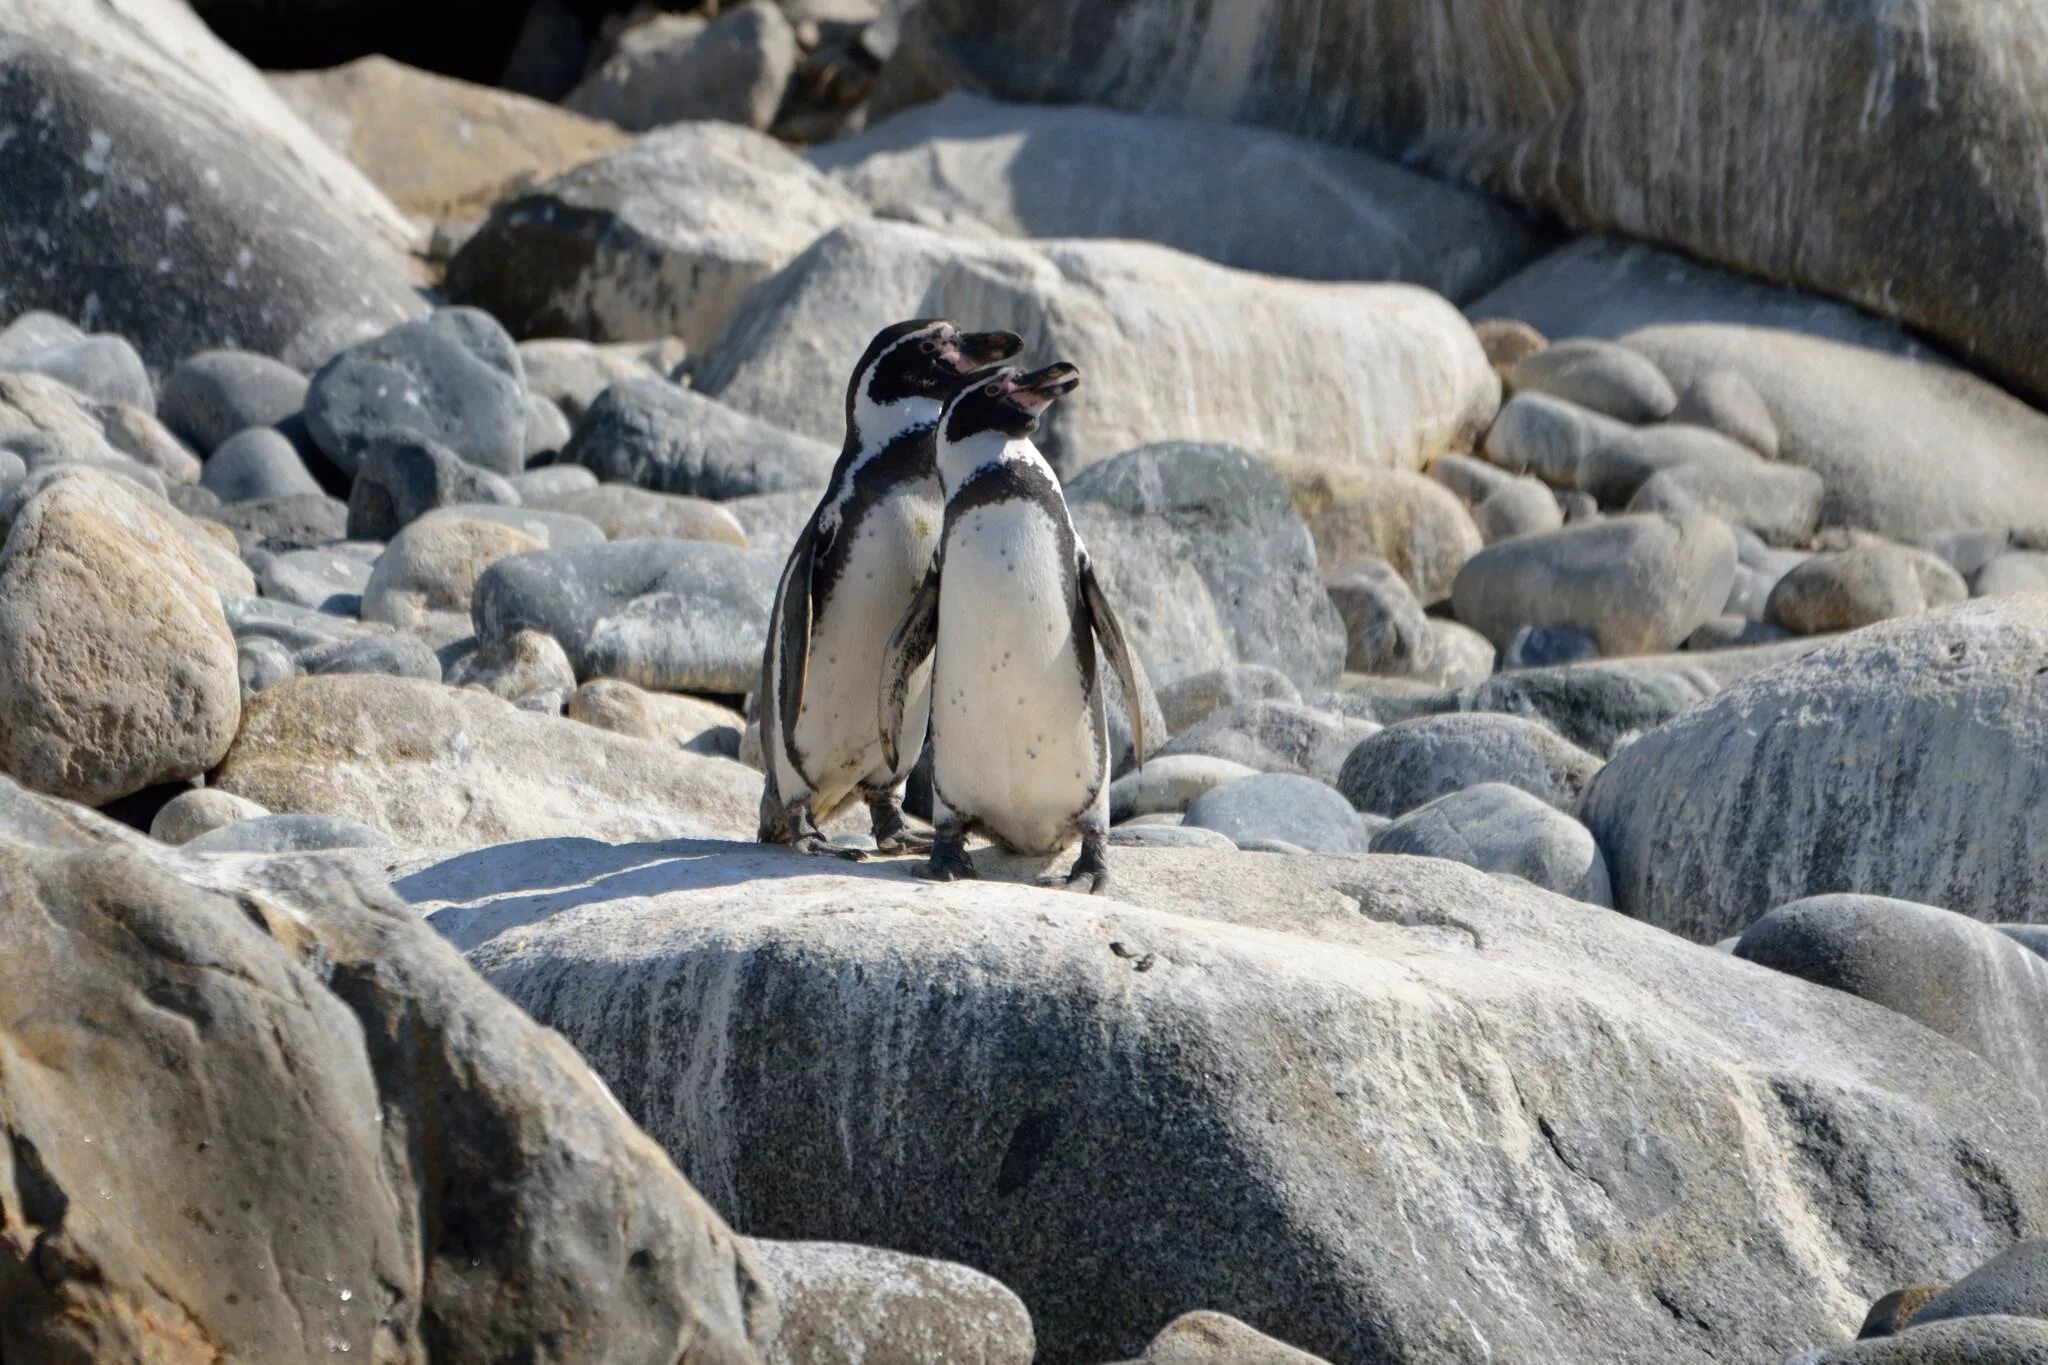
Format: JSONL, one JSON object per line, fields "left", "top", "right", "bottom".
{"left": 758, "top": 319, "right": 1024, "bottom": 858}
{"left": 878, "top": 361, "right": 1147, "bottom": 893}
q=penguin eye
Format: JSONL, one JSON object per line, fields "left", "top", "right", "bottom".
{"left": 918, "top": 340, "right": 938, "bottom": 354}
{"left": 983, "top": 383, "right": 1002, "bottom": 396}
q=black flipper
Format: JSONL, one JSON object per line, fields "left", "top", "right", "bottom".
{"left": 878, "top": 563, "right": 941, "bottom": 774}
{"left": 1079, "top": 550, "right": 1147, "bottom": 770}
{"left": 772, "top": 515, "right": 824, "bottom": 779}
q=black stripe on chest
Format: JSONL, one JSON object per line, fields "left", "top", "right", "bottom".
{"left": 812, "top": 422, "right": 938, "bottom": 608}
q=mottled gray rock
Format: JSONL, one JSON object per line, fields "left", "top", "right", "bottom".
{"left": 1451, "top": 513, "right": 1737, "bottom": 656}
{"left": 0, "top": 470, "right": 240, "bottom": 804}
{"left": 451, "top": 840, "right": 2048, "bottom": 1364}
{"left": 1509, "top": 338, "right": 1675, "bottom": 424}
{"left": 159, "top": 350, "right": 311, "bottom": 454}
{"left": 1154, "top": 664, "right": 1301, "bottom": 734}
{"left": 811, "top": 91, "right": 1544, "bottom": 298}
{"left": 696, "top": 219, "right": 1498, "bottom": 475}
{"left": 1481, "top": 392, "right": 1634, "bottom": 488}
{"left": 1158, "top": 702, "right": 1379, "bottom": 786}
{"left": 473, "top": 539, "right": 782, "bottom": 693}
{"left": 1108, "top": 755, "right": 1261, "bottom": 823}
{"left": 1975, "top": 552, "right": 2048, "bottom": 598}
{"left": 208, "top": 492, "right": 350, "bottom": 551}
{"left": 1472, "top": 476, "right": 1563, "bottom": 544}
{"left": 0, "top": 0, "right": 422, "bottom": 370}
{"left": 1581, "top": 598, "right": 2048, "bottom": 939}
{"left": 1910, "top": 1239, "right": 2048, "bottom": 1331}
{"left": 753, "top": 1239, "right": 1034, "bottom": 1365}
{"left": 1464, "top": 662, "right": 1708, "bottom": 758}
{"left": 224, "top": 594, "right": 375, "bottom": 652}
{"left": 184, "top": 811, "right": 391, "bottom": 853}
{"left": 1736, "top": 896, "right": 2048, "bottom": 1111}
{"left": 523, "top": 391, "right": 572, "bottom": 459}
{"left": 1269, "top": 461, "right": 1483, "bottom": 604}
{"left": 361, "top": 515, "right": 544, "bottom": 642}
{"left": 1671, "top": 370, "right": 1778, "bottom": 459}
{"left": 1183, "top": 773, "right": 1376, "bottom": 854}
{"left": 447, "top": 123, "right": 864, "bottom": 352}
{"left": 561, "top": 379, "right": 837, "bottom": 500}
{"left": 0, "top": 332, "right": 152, "bottom": 411}
{"left": 1107, "top": 1312, "right": 1332, "bottom": 1365}
{"left": 1503, "top": 626, "right": 1599, "bottom": 671}
{"left": 446, "top": 628, "right": 578, "bottom": 712}
{"left": 257, "top": 545, "right": 372, "bottom": 613}
{"left": 1767, "top": 544, "right": 1968, "bottom": 634}
{"left": 1431, "top": 452, "right": 1518, "bottom": 506}
{"left": 346, "top": 434, "right": 521, "bottom": 541}
{"left": 1337, "top": 712, "right": 1602, "bottom": 817}
{"left": 1325, "top": 559, "right": 1432, "bottom": 676}
{"left": 1629, "top": 456, "right": 1824, "bottom": 547}
{"left": 537, "top": 483, "right": 748, "bottom": 545}
{"left": 1069, "top": 444, "right": 1345, "bottom": 691}
{"left": 202, "top": 427, "right": 324, "bottom": 501}
{"left": 0, "top": 778, "right": 771, "bottom": 1363}
{"left": 1790, "top": 1315, "right": 2048, "bottom": 1362}
{"left": 517, "top": 339, "right": 661, "bottom": 421}
{"left": 1371, "top": 782, "right": 1612, "bottom": 906}
{"left": 567, "top": 678, "right": 745, "bottom": 756}
{"left": 307, "top": 309, "right": 529, "bottom": 477}
{"left": 1424, "top": 621, "right": 1498, "bottom": 689}
{"left": 236, "top": 634, "right": 299, "bottom": 699}
{"left": 1575, "top": 424, "right": 1773, "bottom": 505}
{"left": 567, "top": 5, "right": 797, "bottom": 132}
{"left": 301, "top": 631, "right": 443, "bottom": 682}
{"left": 149, "top": 787, "right": 270, "bottom": 845}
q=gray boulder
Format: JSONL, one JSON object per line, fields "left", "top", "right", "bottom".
{"left": 537, "top": 483, "right": 749, "bottom": 545}
{"left": 1480, "top": 392, "right": 1634, "bottom": 488}
{"left": 446, "top": 628, "right": 578, "bottom": 712}
{"left": 1155, "top": 665, "right": 1301, "bottom": 734}
{"left": 256, "top": 545, "right": 372, "bottom": 613}
{"left": 362, "top": 515, "right": 545, "bottom": 641}
{"left": 522, "top": 391, "right": 572, "bottom": 459}
{"left": 1581, "top": 597, "right": 2048, "bottom": 940}
{"left": 150, "top": 787, "right": 270, "bottom": 845}
{"left": 1326, "top": 559, "right": 1433, "bottom": 676}
{"left": 1736, "top": 896, "right": 2048, "bottom": 1111}
{"left": 1464, "top": 662, "right": 1709, "bottom": 758}
{"left": 1910, "top": 1239, "right": 2048, "bottom": 1331}
{"left": 202, "top": 427, "right": 324, "bottom": 501}
{"left": 566, "top": 5, "right": 798, "bottom": 133}
{"left": 346, "top": 434, "right": 520, "bottom": 541}
{"left": 1108, "top": 755, "right": 1261, "bottom": 823}
{"left": 560, "top": 379, "right": 837, "bottom": 500}
{"left": 1790, "top": 1315, "right": 2048, "bottom": 1362}
{"left": 208, "top": 492, "right": 349, "bottom": 551}
{"left": 447, "top": 122, "right": 865, "bottom": 352}
{"left": 1337, "top": 712, "right": 1603, "bottom": 817}
{"left": 159, "top": 350, "right": 311, "bottom": 454}
{"left": 1451, "top": 513, "right": 1737, "bottom": 656}
{"left": 1509, "top": 338, "right": 1676, "bottom": 423}
{"left": 1628, "top": 457, "right": 1824, "bottom": 547}
{"left": 0, "top": 331, "right": 152, "bottom": 410}
{"left": 1157, "top": 702, "right": 1379, "bottom": 787}
{"left": 1371, "top": 782, "right": 1612, "bottom": 906}
{"left": 1068, "top": 444, "right": 1345, "bottom": 691}
{"left": 1767, "top": 544, "right": 1968, "bottom": 634}
{"left": 811, "top": 92, "right": 1544, "bottom": 299}
{"left": 307, "top": 309, "right": 529, "bottom": 477}
{"left": 237, "top": 635, "right": 300, "bottom": 699}
{"left": 1182, "top": 773, "right": 1378, "bottom": 854}
{"left": 472, "top": 539, "right": 782, "bottom": 694}
{"left": 1272, "top": 461, "right": 1482, "bottom": 605}
{"left": 516, "top": 338, "right": 663, "bottom": 421}
{"left": 1574, "top": 423, "right": 1774, "bottom": 504}
{"left": 1670, "top": 369, "right": 1778, "bottom": 458}
{"left": 301, "top": 631, "right": 444, "bottom": 682}
{"left": 752, "top": 1239, "right": 1035, "bottom": 1365}
{"left": 1472, "top": 476, "right": 1563, "bottom": 544}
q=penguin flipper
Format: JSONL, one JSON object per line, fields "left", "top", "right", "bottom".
{"left": 1079, "top": 551, "right": 1147, "bottom": 770}
{"left": 774, "top": 518, "right": 822, "bottom": 758}
{"left": 879, "top": 564, "right": 941, "bottom": 773}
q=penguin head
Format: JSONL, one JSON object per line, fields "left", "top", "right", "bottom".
{"left": 942, "top": 361, "right": 1082, "bottom": 443}
{"left": 847, "top": 320, "right": 1025, "bottom": 445}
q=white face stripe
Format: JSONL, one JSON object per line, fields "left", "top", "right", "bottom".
{"left": 823, "top": 328, "right": 951, "bottom": 537}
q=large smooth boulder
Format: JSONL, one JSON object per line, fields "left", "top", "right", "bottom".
{"left": 1582, "top": 597, "right": 2048, "bottom": 940}
{"left": 271, "top": 55, "right": 630, "bottom": 221}
{"left": 1371, "top": 782, "right": 1613, "bottom": 906}
{"left": 1451, "top": 513, "right": 1737, "bottom": 656}
{"left": 560, "top": 380, "right": 837, "bottom": 499}
{"left": 472, "top": 539, "right": 783, "bottom": 694}
{"left": 0, "top": 470, "right": 239, "bottom": 804}
{"left": 882, "top": 0, "right": 2048, "bottom": 412}
{"left": 444, "top": 840, "right": 2048, "bottom": 1363}
{"left": 210, "top": 674, "right": 760, "bottom": 846}
{"left": 811, "top": 92, "right": 1545, "bottom": 299}
{"left": 566, "top": 5, "right": 798, "bottom": 133}
{"left": 695, "top": 219, "right": 1499, "bottom": 477}
{"left": 1067, "top": 444, "right": 1344, "bottom": 691}
{"left": 1338, "top": 712, "right": 1603, "bottom": 818}
{"left": 446, "top": 123, "right": 866, "bottom": 352}
{"left": 0, "top": 778, "right": 772, "bottom": 1364}
{"left": 1735, "top": 896, "right": 2048, "bottom": 1112}
{"left": 1473, "top": 236, "right": 2048, "bottom": 543}
{"left": 0, "top": 0, "right": 422, "bottom": 369}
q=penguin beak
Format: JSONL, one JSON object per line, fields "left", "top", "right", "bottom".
{"left": 944, "top": 330, "right": 1024, "bottom": 374}
{"left": 1009, "top": 361, "right": 1080, "bottom": 412}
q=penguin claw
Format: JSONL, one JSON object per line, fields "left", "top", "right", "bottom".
{"left": 792, "top": 835, "right": 868, "bottom": 861}
{"left": 874, "top": 831, "right": 935, "bottom": 856}
{"left": 913, "top": 850, "right": 976, "bottom": 882}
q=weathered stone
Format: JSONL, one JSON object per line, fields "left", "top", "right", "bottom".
{"left": 1629, "top": 457, "right": 1824, "bottom": 548}
{"left": 1909, "top": 1239, "right": 2048, "bottom": 1331}
{"left": 560, "top": 379, "right": 838, "bottom": 500}
{"left": 696, "top": 219, "right": 1499, "bottom": 477}
{"left": 0, "top": 470, "right": 239, "bottom": 804}
{"left": 446, "top": 629, "right": 578, "bottom": 712}
{"left": 1430, "top": 452, "right": 1518, "bottom": 506}
{"left": 1463, "top": 661, "right": 1708, "bottom": 758}
{"left": 307, "top": 309, "right": 529, "bottom": 477}
{"left": 0, "top": 331, "right": 152, "bottom": 411}
{"left": 1158, "top": 702, "right": 1378, "bottom": 787}
{"left": 1154, "top": 665, "right": 1301, "bottom": 735}
{"left": 159, "top": 350, "right": 311, "bottom": 455}
{"left": 257, "top": 545, "right": 372, "bottom": 614}
{"left": 346, "top": 434, "right": 521, "bottom": 541}
{"left": 1472, "top": 476, "right": 1563, "bottom": 545}
{"left": 1975, "top": 552, "right": 2048, "bottom": 598}
{"left": 1108, "top": 755, "right": 1260, "bottom": 823}
{"left": 419, "top": 502, "right": 607, "bottom": 549}
{"left": 523, "top": 392, "right": 572, "bottom": 459}
{"left": 1273, "top": 461, "right": 1482, "bottom": 604}
{"left": 567, "top": 678, "right": 746, "bottom": 755}
{"left": 202, "top": 427, "right": 324, "bottom": 502}
{"left": 1480, "top": 391, "right": 1635, "bottom": 489}
{"left": 149, "top": 787, "right": 270, "bottom": 845}
{"left": 1856, "top": 1284, "right": 1947, "bottom": 1341}
{"left": 1671, "top": 369, "right": 1778, "bottom": 459}
{"left": 208, "top": 493, "right": 350, "bottom": 551}
{"left": 1372, "top": 782, "right": 1612, "bottom": 906}
{"left": 1183, "top": 772, "right": 1376, "bottom": 854}
{"left": 184, "top": 811, "right": 391, "bottom": 853}
{"left": 753, "top": 1239, "right": 1035, "bottom": 1365}
{"left": 1576, "top": 424, "right": 1777, "bottom": 506}
{"left": 1451, "top": 513, "right": 1737, "bottom": 656}
{"left": 1338, "top": 712, "right": 1602, "bottom": 818}
{"left": 301, "top": 631, "right": 444, "bottom": 683}
{"left": 1791, "top": 1315, "right": 2048, "bottom": 1362}
{"left": 212, "top": 673, "right": 760, "bottom": 846}
{"left": 567, "top": 5, "right": 798, "bottom": 133}
{"left": 1106, "top": 1312, "right": 1332, "bottom": 1365}
{"left": 812, "top": 92, "right": 1545, "bottom": 299}
{"left": 237, "top": 634, "right": 299, "bottom": 700}
{"left": 536, "top": 483, "right": 749, "bottom": 546}
{"left": 361, "top": 515, "right": 544, "bottom": 641}
{"left": 1509, "top": 338, "right": 1675, "bottom": 424}
{"left": 1767, "top": 545, "right": 1968, "bottom": 635}
{"left": 517, "top": 339, "right": 663, "bottom": 421}
{"left": 1503, "top": 626, "right": 1599, "bottom": 672}
{"left": 1581, "top": 597, "right": 2048, "bottom": 939}
{"left": 446, "top": 123, "right": 865, "bottom": 352}
{"left": 1325, "top": 558, "right": 1433, "bottom": 676}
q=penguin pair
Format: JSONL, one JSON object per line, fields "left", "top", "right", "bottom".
{"left": 759, "top": 323, "right": 1145, "bottom": 893}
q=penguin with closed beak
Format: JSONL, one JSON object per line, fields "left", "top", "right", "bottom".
{"left": 758, "top": 319, "right": 1024, "bottom": 857}
{"left": 879, "top": 360, "right": 1146, "bottom": 893}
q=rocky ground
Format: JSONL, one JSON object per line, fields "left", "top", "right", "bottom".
{"left": 4, "top": 0, "right": 2048, "bottom": 1361}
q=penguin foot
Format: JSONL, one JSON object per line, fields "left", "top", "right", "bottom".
{"left": 791, "top": 833, "right": 868, "bottom": 861}
{"left": 863, "top": 791, "right": 931, "bottom": 856}
{"left": 875, "top": 830, "right": 935, "bottom": 855}
{"left": 1041, "top": 837, "right": 1110, "bottom": 894}
{"left": 914, "top": 847, "right": 976, "bottom": 882}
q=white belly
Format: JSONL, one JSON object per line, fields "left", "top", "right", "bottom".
{"left": 781, "top": 491, "right": 938, "bottom": 814}
{"left": 931, "top": 502, "right": 1102, "bottom": 852}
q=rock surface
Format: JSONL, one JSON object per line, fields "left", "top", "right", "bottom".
{"left": 1371, "top": 782, "right": 1613, "bottom": 906}
{"left": 1338, "top": 712, "right": 1604, "bottom": 818}
{"left": 1767, "top": 545, "right": 1968, "bottom": 635}
{"left": 307, "top": 310, "right": 529, "bottom": 478}
{"left": 1108, "top": 1312, "right": 1332, "bottom": 1365}
{"left": 1582, "top": 597, "right": 2048, "bottom": 939}
{"left": 560, "top": 379, "right": 838, "bottom": 500}
{"left": 566, "top": 5, "right": 799, "bottom": 133}
{"left": 1182, "top": 773, "right": 1377, "bottom": 855}
{"left": 346, "top": 434, "right": 520, "bottom": 541}
{"left": 1157, "top": 701, "right": 1378, "bottom": 787}
{"left": 1274, "top": 461, "right": 1482, "bottom": 604}
{"left": 752, "top": 1239, "right": 1035, "bottom": 1365}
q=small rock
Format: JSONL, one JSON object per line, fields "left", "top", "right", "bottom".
{"left": 301, "top": 632, "right": 444, "bottom": 682}
{"left": 1576, "top": 424, "right": 1770, "bottom": 506}
{"left": 150, "top": 789, "right": 271, "bottom": 845}
{"left": 1857, "top": 1284, "right": 1947, "bottom": 1340}
{"left": 1472, "top": 319, "right": 1547, "bottom": 378}
{"left": 506, "top": 464, "right": 601, "bottom": 503}
{"left": 0, "top": 332, "right": 153, "bottom": 411}
{"left": 237, "top": 635, "right": 300, "bottom": 700}
{"left": 1370, "top": 782, "right": 1613, "bottom": 906}
{"left": 1183, "top": 772, "right": 1377, "bottom": 854}
{"left": 306, "top": 309, "right": 529, "bottom": 477}
{"left": 523, "top": 392, "right": 573, "bottom": 460}
{"left": 1503, "top": 625, "right": 1600, "bottom": 671}
{"left": 1154, "top": 664, "right": 1302, "bottom": 733}
{"left": 185, "top": 812, "right": 392, "bottom": 854}
{"left": 224, "top": 595, "right": 379, "bottom": 653}
{"left": 1509, "top": 337, "right": 1677, "bottom": 423}
{"left": 1108, "top": 754, "right": 1261, "bottom": 822}
{"left": 1326, "top": 559, "right": 1433, "bottom": 676}
{"left": 361, "top": 516, "right": 545, "bottom": 642}
{"left": 1481, "top": 392, "right": 1634, "bottom": 488}
{"left": 202, "top": 427, "right": 325, "bottom": 502}
{"left": 567, "top": 678, "right": 746, "bottom": 755}
{"left": 1686, "top": 614, "right": 1793, "bottom": 650}
{"left": 536, "top": 484, "right": 749, "bottom": 546}
{"left": 1450, "top": 512, "right": 1737, "bottom": 656}
{"left": 1974, "top": 551, "right": 2048, "bottom": 597}
{"left": 1766, "top": 543, "right": 1968, "bottom": 634}
{"left": 1158, "top": 701, "right": 1380, "bottom": 785}
{"left": 1472, "top": 476, "right": 1563, "bottom": 544}
{"left": 1337, "top": 712, "right": 1603, "bottom": 817}
{"left": 258, "top": 546, "right": 374, "bottom": 614}
{"left": 561, "top": 379, "right": 838, "bottom": 500}
{"left": 516, "top": 339, "right": 661, "bottom": 421}
{"left": 208, "top": 493, "right": 350, "bottom": 551}
{"left": 1918, "top": 528, "right": 2013, "bottom": 580}
{"left": 1420, "top": 619, "right": 1497, "bottom": 688}
{"left": 1273, "top": 460, "right": 1482, "bottom": 604}
{"left": 1430, "top": 452, "right": 1519, "bottom": 506}
{"left": 752, "top": 1239, "right": 1035, "bottom": 1365}
{"left": 1670, "top": 369, "right": 1778, "bottom": 458}
{"left": 447, "top": 629, "right": 578, "bottom": 712}
{"left": 159, "top": 350, "right": 311, "bottom": 455}
{"left": 1909, "top": 1238, "right": 2048, "bottom": 1330}
{"left": 347, "top": 435, "right": 521, "bottom": 541}
{"left": 1628, "top": 456, "right": 1824, "bottom": 547}
{"left": 1464, "top": 662, "right": 1709, "bottom": 758}
{"left": 566, "top": 4, "right": 799, "bottom": 133}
